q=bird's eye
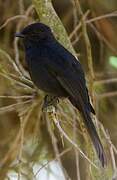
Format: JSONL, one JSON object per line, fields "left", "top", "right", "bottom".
{"left": 39, "top": 30, "right": 44, "bottom": 34}
{"left": 33, "top": 29, "right": 44, "bottom": 34}
{"left": 29, "top": 33, "right": 36, "bottom": 37}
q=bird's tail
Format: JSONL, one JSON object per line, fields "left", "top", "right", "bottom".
{"left": 69, "top": 97, "right": 106, "bottom": 167}
{"left": 81, "top": 109, "right": 106, "bottom": 167}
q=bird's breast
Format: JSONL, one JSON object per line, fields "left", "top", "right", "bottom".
{"left": 26, "top": 55, "right": 67, "bottom": 97}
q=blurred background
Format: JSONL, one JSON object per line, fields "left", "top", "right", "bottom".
{"left": 0, "top": 0, "right": 117, "bottom": 179}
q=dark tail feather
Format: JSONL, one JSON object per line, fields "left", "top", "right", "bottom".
{"left": 69, "top": 97, "right": 106, "bottom": 167}
{"left": 82, "top": 110, "right": 106, "bottom": 167}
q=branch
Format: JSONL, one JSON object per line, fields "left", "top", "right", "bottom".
{"left": 74, "top": 0, "right": 94, "bottom": 97}
{"left": 45, "top": 105, "right": 98, "bottom": 169}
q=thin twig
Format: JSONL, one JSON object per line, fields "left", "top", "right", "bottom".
{"left": 0, "top": 48, "right": 33, "bottom": 86}
{"left": 89, "top": 23, "right": 117, "bottom": 54}
{"left": 0, "top": 95, "right": 33, "bottom": 99}
{"left": 69, "top": 10, "right": 89, "bottom": 40}
{"left": 98, "top": 121, "right": 117, "bottom": 155}
{"left": 70, "top": 0, "right": 79, "bottom": 39}
{"left": 72, "top": 32, "right": 82, "bottom": 46}
{"left": 18, "top": 116, "right": 24, "bottom": 180}
{"left": 0, "top": 99, "right": 33, "bottom": 114}
{"left": 74, "top": 0, "right": 94, "bottom": 99}
{"left": 0, "top": 101, "right": 38, "bottom": 167}
{"left": 19, "top": 0, "right": 25, "bottom": 14}
{"left": 99, "top": 122, "right": 117, "bottom": 171}
{"left": 110, "top": 141, "right": 117, "bottom": 171}
{"left": 46, "top": 106, "right": 98, "bottom": 169}
{"left": 9, "top": 73, "right": 33, "bottom": 86}
{"left": 34, "top": 147, "right": 72, "bottom": 177}
{"left": 45, "top": 113, "right": 64, "bottom": 170}
{"left": 86, "top": 11, "right": 117, "bottom": 24}
{"left": 97, "top": 91, "right": 117, "bottom": 99}
{"left": 0, "top": 15, "right": 27, "bottom": 30}
{"left": 0, "top": 72, "right": 34, "bottom": 90}
{"left": 45, "top": 111, "right": 69, "bottom": 180}
{"left": 55, "top": 117, "right": 98, "bottom": 169}
{"left": 14, "top": 5, "right": 35, "bottom": 78}
{"left": 69, "top": 10, "right": 117, "bottom": 40}
{"left": 94, "top": 78, "right": 117, "bottom": 85}
{"left": 73, "top": 118, "right": 81, "bottom": 180}
{"left": 0, "top": 48, "right": 22, "bottom": 76}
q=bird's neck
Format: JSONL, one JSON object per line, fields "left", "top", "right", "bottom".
{"left": 23, "top": 36, "right": 57, "bottom": 51}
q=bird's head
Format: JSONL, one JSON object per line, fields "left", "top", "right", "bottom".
{"left": 15, "top": 22, "right": 53, "bottom": 43}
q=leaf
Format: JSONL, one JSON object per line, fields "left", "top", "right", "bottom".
{"left": 109, "top": 56, "right": 117, "bottom": 69}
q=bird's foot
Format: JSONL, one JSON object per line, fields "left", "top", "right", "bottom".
{"left": 42, "top": 95, "right": 59, "bottom": 111}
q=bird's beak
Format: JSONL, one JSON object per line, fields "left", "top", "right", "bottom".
{"left": 15, "top": 32, "right": 25, "bottom": 38}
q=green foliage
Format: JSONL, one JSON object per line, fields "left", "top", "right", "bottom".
{"left": 109, "top": 56, "right": 117, "bottom": 69}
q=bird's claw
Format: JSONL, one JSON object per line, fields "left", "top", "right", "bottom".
{"left": 42, "top": 95, "right": 59, "bottom": 111}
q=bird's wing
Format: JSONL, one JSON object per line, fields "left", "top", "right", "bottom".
{"left": 45, "top": 43, "right": 90, "bottom": 112}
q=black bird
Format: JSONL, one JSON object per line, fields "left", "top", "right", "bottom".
{"left": 15, "top": 22, "right": 106, "bottom": 166}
